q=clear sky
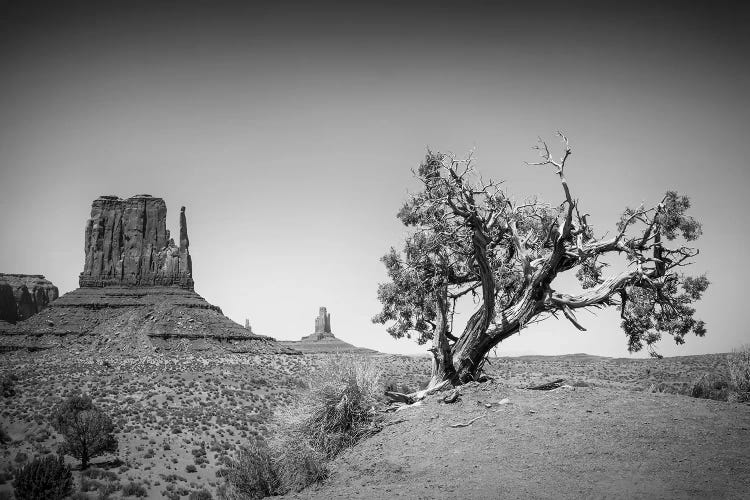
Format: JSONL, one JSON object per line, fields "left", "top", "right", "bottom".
{"left": 1, "top": 1, "right": 748, "bottom": 357}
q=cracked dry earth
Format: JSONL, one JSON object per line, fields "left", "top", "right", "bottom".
{"left": 283, "top": 382, "right": 750, "bottom": 499}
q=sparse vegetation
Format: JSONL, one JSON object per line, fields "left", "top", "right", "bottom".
{"left": 12, "top": 454, "right": 72, "bottom": 500}
{"left": 1, "top": 349, "right": 744, "bottom": 499}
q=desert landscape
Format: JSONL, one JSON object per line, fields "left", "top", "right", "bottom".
{"left": 2, "top": 348, "right": 749, "bottom": 499}
{"left": 2, "top": 2, "right": 750, "bottom": 499}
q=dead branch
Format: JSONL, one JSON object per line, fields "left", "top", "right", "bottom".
{"left": 448, "top": 415, "right": 485, "bottom": 428}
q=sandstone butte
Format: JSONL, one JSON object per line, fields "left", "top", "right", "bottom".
{"left": 0, "top": 274, "right": 59, "bottom": 324}
{"left": 0, "top": 194, "right": 298, "bottom": 356}
{"left": 280, "top": 306, "right": 375, "bottom": 354}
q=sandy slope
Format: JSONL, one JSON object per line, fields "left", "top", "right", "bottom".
{"left": 284, "top": 382, "right": 750, "bottom": 499}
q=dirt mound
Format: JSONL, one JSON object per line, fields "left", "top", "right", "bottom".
{"left": 0, "top": 286, "right": 299, "bottom": 356}
{"left": 282, "top": 382, "right": 750, "bottom": 499}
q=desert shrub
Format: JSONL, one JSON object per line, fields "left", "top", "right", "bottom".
{"left": 275, "top": 437, "right": 327, "bottom": 493}
{"left": 220, "top": 358, "right": 381, "bottom": 498}
{"left": 12, "top": 454, "right": 73, "bottom": 500}
{"left": 1, "top": 373, "right": 18, "bottom": 397}
{"left": 186, "top": 464, "right": 197, "bottom": 473}
{"left": 0, "top": 425, "right": 11, "bottom": 444}
{"left": 51, "top": 393, "right": 118, "bottom": 469}
{"left": 121, "top": 481, "right": 148, "bottom": 497}
{"left": 82, "top": 468, "right": 119, "bottom": 482}
{"left": 727, "top": 345, "right": 750, "bottom": 394}
{"left": 297, "top": 357, "right": 382, "bottom": 458}
{"left": 188, "top": 489, "right": 213, "bottom": 500}
{"left": 690, "top": 372, "right": 729, "bottom": 401}
{"left": 217, "top": 440, "right": 279, "bottom": 500}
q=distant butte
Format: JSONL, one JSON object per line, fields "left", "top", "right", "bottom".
{"left": 0, "top": 195, "right": 298, "bottom": 356}
{"left": 280, "top": 307, "right": 376, "bottom": 353}
{"left": 0, "top": 274, "right": 59, "bottom": 324}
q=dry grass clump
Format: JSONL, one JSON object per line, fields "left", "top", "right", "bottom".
{"left": 274, "top": 438, "right": 327, "bottom": 494}
{"left": 297, "top": 357, "right": 382, "bottom": 459}
{"left": 217, "top": 440, "right": 278, "bottom": 500}
{"left": 689, "top": 346, "right": 750, "bottom": 402}
{"left": 727, "top": 345, "right": 750, "bottom": 391}
{"left": 219, "top": 357, "right": 383, "bottom": 498}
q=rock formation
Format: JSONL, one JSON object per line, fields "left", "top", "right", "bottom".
{"left": 301, "top": 306, "right": 335, "bottom": 341}
{"left": 0, "top": 196, "right": 298, "bottom": 356}
{"left": 79, "top": 195, "right": 193, "bottom": 288}
{"left": 0, "top": 274, "right": 59, "bottom": 324}
{"left": 281, "top": 307, "right": 373, "bottom": 353}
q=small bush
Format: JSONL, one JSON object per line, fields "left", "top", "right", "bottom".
{"left": 188, "top": 489, "right": 213, "bottom": 500}
{"left": 275, "top": 438, "right": 327, "bottom": 493}
{"left": 0, "top": 425, "right": 11, "bottom": 444}
{"left": 690, "top": 372, "right": 729, "bottom": 401}
{"left": 0, "top": 373, "right": 18, "bottom": 397}
{"left": 82, "top": 468, "right": 119, "bottom": 482}
{"left": 121, "top": 481, "right": 148, "bottom": 497}
{"left": 186, "top": 464, "right": 197, "bottom": 473}
{"left": 218, "top": 440, "right": 278, "bottom": 500}
{"left": 727, "top": 345, "right": 750, "bottom": 394}
{"left": 298, "top": 357, "right": 382, "bottom": 458}
{"left": 12, "top": 454, "right": 73, "bottom": 500}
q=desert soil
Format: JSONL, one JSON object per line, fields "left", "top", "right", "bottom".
{"left": 283, "top": 381, "right": 750, "bottom": 500}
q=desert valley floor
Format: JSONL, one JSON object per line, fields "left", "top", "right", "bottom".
{"left": 1, "top": 350, "right": 749, "bottom": 499}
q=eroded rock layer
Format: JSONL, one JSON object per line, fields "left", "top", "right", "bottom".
{"left": 79, "top": 195, "right": 193, "bottom": 289}
{"left": 0, "top": 286, "right": 298, "bottom": 355}
{"left": 0, "top": 274, "right": 59, "bottom": 324}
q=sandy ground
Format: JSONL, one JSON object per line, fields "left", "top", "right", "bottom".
{"left": 283, "top": 382, "right": 750, "bottom": 499}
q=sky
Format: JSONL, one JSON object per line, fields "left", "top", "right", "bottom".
{"left": 1, "top": 1, "right": 748, "bottom": 357}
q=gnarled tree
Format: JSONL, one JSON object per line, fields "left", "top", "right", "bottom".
{"left": 373, "top": 134, "right": 708, "bottom": 389}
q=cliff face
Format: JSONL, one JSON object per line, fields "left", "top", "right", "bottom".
{"left": 0, "top": 195, "right": 298, "bottom": 356}
{"left": 79, "top": 195, "right": 193, "bottom": 289}
{"left": 0, "top": 274, "right": 59, "bottom": 324}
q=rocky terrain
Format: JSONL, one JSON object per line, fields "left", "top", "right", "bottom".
{"left": 0, "top": 274, "right": 59, "bottom": 324}
{"left": 0, "top": 195, "right": 297, "bottom": 356}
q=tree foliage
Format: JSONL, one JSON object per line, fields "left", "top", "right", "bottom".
{"left": 51, "top": 393, "right": 118, "bottom": 469}
{"left": 374, "top": 134, "right": 709, "bottom": 384}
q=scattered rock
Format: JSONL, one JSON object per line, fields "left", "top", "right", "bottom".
{"left": 443, "top": 389, "right": 460, "bottom": 404}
